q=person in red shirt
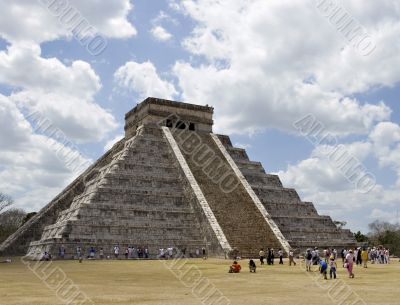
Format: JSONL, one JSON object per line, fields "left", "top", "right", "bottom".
{"left": 229, "top": 261, "right": 241, "bottom": 273}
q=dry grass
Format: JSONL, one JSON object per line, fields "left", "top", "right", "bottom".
{"left": 0, "top": 257, "right": 398, "bottom": 305}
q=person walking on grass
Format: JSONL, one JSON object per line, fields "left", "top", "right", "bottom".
{"left": 114, "top": 245, "right": 120, "bottom": 259}
{"left": 259, "top": 248, "right": 265, "bottom": 265}
{"left": 329, "top": 256, "right": 337, "bottom": 279}
{"left": 319, "top": 260, "right": 328, "bottom": 280}
{"left": 278, "top": 249, "right": 284, "bottom": 265}
{"left": 289, "top": 250, "right": 296, "bottom": 266}
{"left": 345, "top": 250, "right": 355, "bottom": 278}
{"left": 202, "top": 247, "right": 207, "bottom": 260}
{"left": 270, "top": 249, "right": 275, "bottom": 265}
{"left": 356, "top": 247, "right": 362, "bottom": 265}
{"left": 361, "top": 248, "right": 369, "bottom": 268}
{"left": 305, "top": 249, "right": 312, "bottom": 272}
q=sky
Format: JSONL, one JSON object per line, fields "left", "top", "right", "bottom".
{"left": 0, "top": 0, "right": 399, "bottom": 233}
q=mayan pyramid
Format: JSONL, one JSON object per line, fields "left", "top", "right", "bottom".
{"left": 0, "top": 98, "right": 356, "bottom": 259}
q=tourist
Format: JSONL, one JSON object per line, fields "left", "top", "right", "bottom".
{"left": 323, "top": 248, "right": 328, "bottom": 262}
{"left": 288, "top": 250, "right": 296, "bottom": 266}
{"left": 329, "top": 256, "right": 337, "bottom": 279}
{"left": 332, "top": 248, "right": 337, "bottom": 260}
{"left": 249, "top": 259, "right": 256, "bottom": 273}
{"left": 168, "top": 247, "right": 173, "bottom": 259}
{"left": 370, "top": 247, "right": 377, "bottom": 264}
{"left": 229, "top": 261, "right": 241, "bottom": 273}
{"left": 356, "top": 247, "right": 362, "bottom": 265}
{"left": 361, "top": 248, "right": 368, "bottom": 268}
{"left": 270, "top": 248, "right": 275, "bottom": 265}
{"left": 159, "top": 248, "right": 165, "bottom": 259}
{"left": 312, "top": 247, "right": 320, "bottom": 265}
{"left": 305, "top": 249, "right": 312, "bottom": 272}
{"left": 144, "top": 248, "right": 149, "bottom": 259}
{"left": 41, "top": 252, "right": 51, "bottom": 261}
{"left": 319, "top": 259, "right": 328, "bottom": 280}
{"left": 128, "top": 246, "right": 133, "bottom": 258}
{"left": 89, "top": 247, "right": 95, "bottom": 259}
{"left": 325, "top": 248, "right": 331, "bottom": 263}
{"left": 114, "top": 245, "right": 120, "bottom": 259}
{"left": 341, "top": 248, "right": 346, "bottom": 264}
{"left": 202, "top": 247, "right": 207, "bottom": 260}
{"left": 125, "top": 248, "right": 129, "bottom": 259}
{"left": 99, "top": 248, "right": 104, "bottom": 259}
{"left": 379, "top": 247, "right": 384, "bottom": 264}
{"left": 345, "top": 250, "right": 355, "bottom": 278}
{"left": 259, "top": 248, "right": 265, "bottom": 265}
{"left": 385, "top": 248, "right": 390, "bottom": 264}
{"left": 278, "top": 249, "right": 283, "bottom": 264}
{"left": 76, "top": 246, "right": 82, "bottom": 261}
{"left": 59, "top": 245, "right": 65, "bottom": 259}
{"left": 195, "top": 248, "right": 200, "bottom": 257}
{"left": 267, "top": 248, "right": 272, "bottom": 265}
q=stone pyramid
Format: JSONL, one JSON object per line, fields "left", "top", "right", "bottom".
{"left": 0, "top": 98, "right": 355, "bottom": 259}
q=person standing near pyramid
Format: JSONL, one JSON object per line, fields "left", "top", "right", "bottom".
{"left": 259, "top": 248, "right": 265, "bottom": 265}
{"left": 114, "top": 245, "right": 120, "bottom": 259}
{"left": 278, "top": 249, "right": 284, "bottom": 264}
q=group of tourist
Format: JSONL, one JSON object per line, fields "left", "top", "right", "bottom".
{"left": 46, "top": 245, "right": 151, "bottom": 260}
{"left": 227, "top": 245, "right": 393, "bottom": 280}
{"left": 42, "top": 245, "right": 208, "bottom": 260}
{"left": 257, "top": 248, "right": 286, "bottom": 265}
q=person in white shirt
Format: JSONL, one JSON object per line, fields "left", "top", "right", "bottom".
{"left": 289, "top": 250, "right": 296, "bottom": 266}
{"left": 278, "top": 249, "right": 284, "bottom": 264}
{"left": 114, "top": 245, "right": 120, "bottom": 259}
{"left": 345, "top": 250, "right": 355, "bottom": 278}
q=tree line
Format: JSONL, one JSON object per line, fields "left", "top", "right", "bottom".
{"left": 0, "top": 192, "right": 35, "bottom": 244}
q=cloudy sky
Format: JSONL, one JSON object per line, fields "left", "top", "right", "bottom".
{"left": 0, "top": 0, "right": 399, "bottom": 233}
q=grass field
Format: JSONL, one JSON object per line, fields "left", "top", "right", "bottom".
{"left": 0, "top": 257, "right": 398, "bottom": 305}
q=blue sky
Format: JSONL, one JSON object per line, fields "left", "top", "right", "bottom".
{"left": 0, "top": 0, "right": 399, "bottom": 233}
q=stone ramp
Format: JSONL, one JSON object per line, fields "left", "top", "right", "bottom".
{"left": 171, "top": 129, "right": 287, "bottom": 258}
{"left": 217, "top": 134, "right": 357, "bottom": 252}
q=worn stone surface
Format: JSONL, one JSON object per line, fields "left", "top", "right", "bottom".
{"left": 0, "top": 97, "right": 356, "bottom": 258}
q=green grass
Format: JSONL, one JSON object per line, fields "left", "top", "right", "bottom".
{"left": 0, "top": 257, "right": 398, "bottom": 305}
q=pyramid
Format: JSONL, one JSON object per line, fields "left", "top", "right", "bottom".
{"left": 0, "top": 98, "right": 356, "bottom": 259}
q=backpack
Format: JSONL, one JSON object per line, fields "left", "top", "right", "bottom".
{"left": 306, "top": 252, "right": 312, "bottom": 260}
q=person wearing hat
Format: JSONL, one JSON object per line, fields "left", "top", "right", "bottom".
{"left": 329, "top": 255, "right": 337, "bottom": 279}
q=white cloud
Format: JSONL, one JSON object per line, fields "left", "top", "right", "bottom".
{"left": 370, "top": 208, "right": 399, "bottom": 224}
{"left": 0, "top": 43, "right": 100, "bottom": 98}
{"left": 172, "top": 0, "right": 398, "bottom": 136}
{"left": 151, "top": 26, "right": 173, "bottom": 41}
{"left": 369, "top": 122, "right": 400, "bottom": 174}
{"left": 0, "top": 0, "right": 136, "bottom": 44}
{"left": 0, "top": 43, "right": 118, "bottom": 143}
{"left": 277, "top": 126, "right": 400, "bottom": 231}
{"left": 0, "top": 94, "right": 91, "bottom": 212}
{"left": 114, "top": 61, "right": 178, "bottom": 99}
